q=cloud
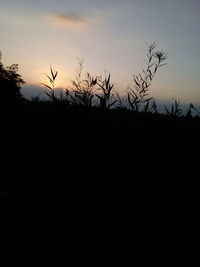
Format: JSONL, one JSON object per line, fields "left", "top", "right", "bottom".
{"left": 51, "top": 12, "right": 89, "bottom": 28}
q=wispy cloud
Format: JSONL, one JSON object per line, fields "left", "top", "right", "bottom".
{"left": 50, "top": 12, "right": 89, "bottom": 29}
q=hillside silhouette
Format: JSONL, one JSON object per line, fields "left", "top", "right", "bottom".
{"left": 0, "top": 48, "right": 200, "bottom": 266}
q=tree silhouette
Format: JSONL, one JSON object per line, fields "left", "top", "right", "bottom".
{"left": 0, "top": 51, "right": 25, "bottom": 104}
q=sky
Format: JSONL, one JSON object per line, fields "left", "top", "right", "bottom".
{"left": 0, "top": 0, "right": 200, "bottom": 105}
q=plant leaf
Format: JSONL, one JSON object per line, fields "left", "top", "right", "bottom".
{"left": 40, "top": 83, "right": 53, "bottom": 90}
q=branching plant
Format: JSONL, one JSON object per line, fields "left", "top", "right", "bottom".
{"left": 69, "top": 60, "right": 97, "bottom": 107}
{"left": 186, "top": 103, "right": 200, "bottom": 117}
{"left": 96, "top": 73, "right": 117, "bottom": 109}
{"left": 115, "top": 92, "right": 128, "bottom": 110}
{"left": 41, "top": 65, "right": 58, "bottom": 101}
{"left": 144, "top": 98, "right": 158, "bottom": 113}
{"left": 128, "top": 42, "right": 167, "bottom": 112}
{"left": 165, "top": 100, "right": 182, "bottom": 117}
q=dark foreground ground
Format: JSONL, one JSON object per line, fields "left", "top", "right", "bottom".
{"left": 1, "top": 102, "right": 200, "bottom": 266}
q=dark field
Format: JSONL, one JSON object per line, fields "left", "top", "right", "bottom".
{"left": 1, "top": 102, "right": 200, "bottom": 266}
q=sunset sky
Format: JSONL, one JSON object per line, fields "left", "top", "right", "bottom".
{"left": 0, "top": 0, "right": 200, "bottom": 104}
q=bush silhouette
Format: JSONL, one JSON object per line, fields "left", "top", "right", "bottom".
{"left": 0, "top": 51, "right": 25, "bottom": 104}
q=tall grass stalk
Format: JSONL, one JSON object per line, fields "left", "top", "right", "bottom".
{"left": 41, "top": 65, "right": 58, "bottom": 101}
{"left": 128, "top": 42, "right": 167, "bottom": 112}
{"left": 69, "top": 60, "right": 97, "bottom": 106}
{"left": 96, "top": 73, "right": 117, "bottom": 109}
{"left": 165, "top": 100, "right": 182, "bottom": 117}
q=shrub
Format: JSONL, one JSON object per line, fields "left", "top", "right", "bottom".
{"left": 69, "top": 60, "right": 97, "bottom": 107}
{"left": 0, "top": 51, "right": 25, "bottom": 104}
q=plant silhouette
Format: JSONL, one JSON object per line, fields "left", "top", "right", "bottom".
{"left": 96, "top": 73, "right": 117, "bottom": 109}
{"left": 1, "top": 44, "right": 200, "bottom": 266}
{"left": 41, "top": 65, "right": 58, "bottom": 101}
{"left": 0, "top": 51, "right": 25, "bottom": 104}
{"left": 68, "top": 59, "right": 97, "bottom": 106}
{"left": 128, "top": 42, "right": 167, "bottom": 112}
